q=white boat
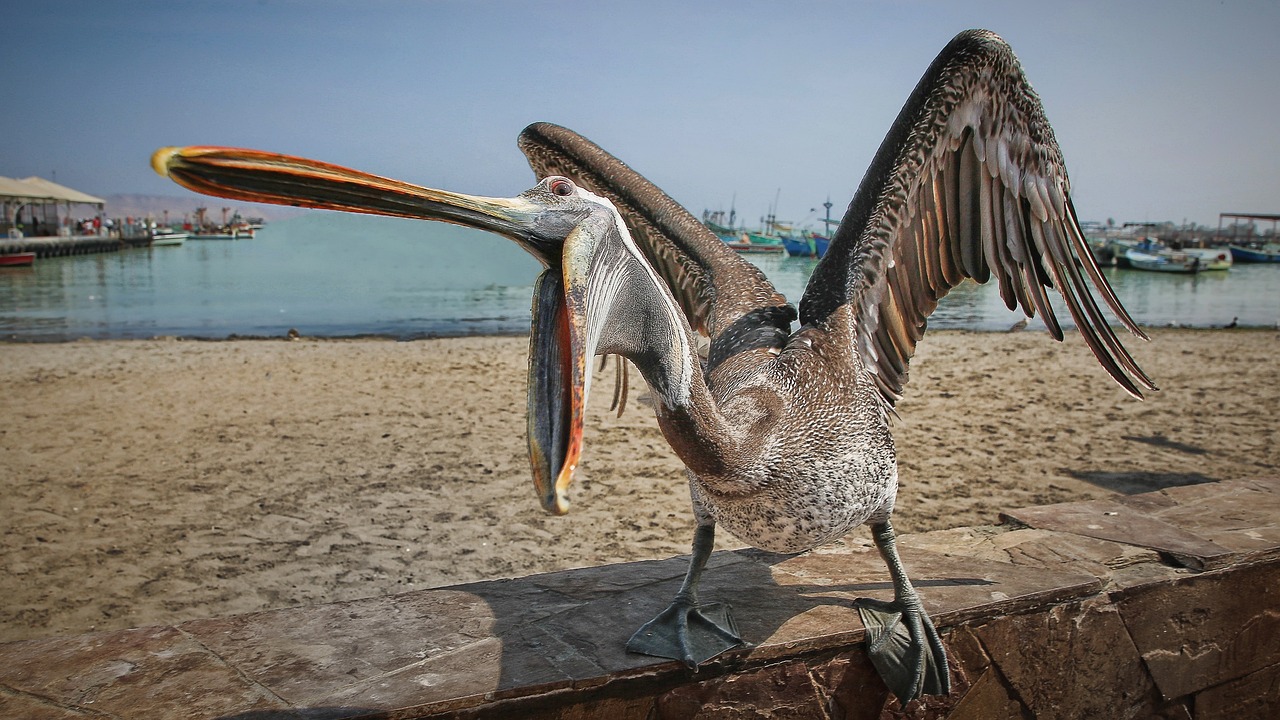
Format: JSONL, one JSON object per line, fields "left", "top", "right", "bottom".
{"left": 1184, "top": 247, "right": 1232, "bottom": 271}
{"left": 1124, "top": 249, "right": 1203, "bottom": 274}
{"left": 150, "top": 231, "right": 188, "bottom": 246}
{"left": 189, "top": 225, "right": 255, "bottom": 240}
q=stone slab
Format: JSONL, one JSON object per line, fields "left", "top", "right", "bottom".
{"left": 1193, "top": 661, "right": 1280, "bottom": 720}
{"left": 0, "top": 536, "right": 1108, "bottom": 719}
{"left": 0, "top": 692, "right": 94, "bottom": 720}
{"left": 1002, "top": 498, "right": 1235, "bottom": 570}
{"left": 1118, "top": 478, "right": 1280, "bottom": 560}
{"left": 1112, "top": 558, "right": 1280, "bottom": 700}
{"left": 807, "top": 651, "right": 893, "bottom": 720}
{"left": 653, "top": 660, "right": 832, "bottom": 719}
{"left": 944, "top": 670, "right": 1025, "bottom": 720}
{"left": 5, "top": 481, "right": 1276, "bottom": 718}
{"left": 974, "top": 597, "right": 1160, "bottom": 719}
{"left": 902, "top": 525, "right": 1166, "bottom": 579}
{"left": 0, "top": 625, "right": 287, "bottom": 719}
{"left": 750, "top": 545, "right": 1103, "bottom": 643}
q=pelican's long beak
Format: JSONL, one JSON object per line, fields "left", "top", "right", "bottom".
{"left": 526, "top": 216, "right": 620, "bottom": 515}
{"left": 151, "top": 146, "right": 554, "bottom": 262}
{"left": 152, "top": 145, "right": 601, "bottom": 516}
{"left": 527, "top": 269, "right": 579, "bottom": 515}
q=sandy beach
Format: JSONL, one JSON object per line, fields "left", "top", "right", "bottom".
{"left": 2, "top": 328, "right": 1276, "bottom": 644}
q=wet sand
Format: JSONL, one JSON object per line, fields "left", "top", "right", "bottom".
{"left": 2, "top": 328, "right": 1276, "bottom": 643}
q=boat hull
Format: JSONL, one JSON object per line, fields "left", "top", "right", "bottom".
{"left": 0, "top": 251, "right": 36, "bottom": 267}
{"left": 151, "top": 233, "right": 188, "bottom": 246}
{"left": 1124, "top": 249, "right": 1202, "bottom": 273}
{"left": 781, "top": 234, "right": 830, "bottom": 258}
{"left": 724, "top": 240, "right": 786, "bottom": 254}
{"left": 1229, "top": 244, "right": 1280, "bottom": 263}
{"left": 717, "top": 232, "right": 786, "bottom": 254}
{"left": 1185, "top": 247, "right": 1232, "bottom": 271}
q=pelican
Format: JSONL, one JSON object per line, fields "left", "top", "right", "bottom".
{"left": 152, "top": 29, "right": 1154, "bottom": 702}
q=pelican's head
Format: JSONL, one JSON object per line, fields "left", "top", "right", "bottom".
{"left": 152, "top": 146, "right": 639, "bottom": 515}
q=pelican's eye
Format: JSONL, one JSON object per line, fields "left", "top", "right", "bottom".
{"left": 548, "top": 178, "right": 575, "bottom": 197}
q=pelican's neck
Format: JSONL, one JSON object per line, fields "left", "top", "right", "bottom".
{"left": 602, "top": 266, "right": 737, "bottom": 477}
{"left": 645, "top": 358, "right": 737, "bottom": 477}
{"left": 585, "top": 206, "right": 741, "bottom": 476}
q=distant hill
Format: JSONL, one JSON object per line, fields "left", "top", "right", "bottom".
{"left": 103, "top": 194, "right": 308, "bottom": 223}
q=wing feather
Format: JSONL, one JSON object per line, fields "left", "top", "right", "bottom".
{"left": 928, "top": 173, "right": 963, "bottom": 288}
{"left": 801, "top": 29, "right": 1155, "bottom": 407}
{"left": 956, "top": 132, "right": 988, "bottom": 281}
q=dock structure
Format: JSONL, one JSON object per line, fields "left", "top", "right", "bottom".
{"left": 0, "top": 233, "right": 153, "bottom": 259}
{"left": 1, "top": 175, "right": 106, "bottom": 238}
{"left": 0, "top": 175, "right": 165, "bottom": 258}
{"left": 1214, "top": 212, "right": 1280, "bottom": 245}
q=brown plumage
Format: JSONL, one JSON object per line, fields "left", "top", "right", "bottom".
{"left": 511, "top": 29, "right": 1153, "bottom": 700}
{"left": 152, "top": 29, "right": 1153, "bottom": 703}
{"left": 520, "top": 31, "right": 1154, "bottom": 414}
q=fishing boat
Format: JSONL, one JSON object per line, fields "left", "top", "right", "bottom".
{"left": 720, "top": 232, "right": 786, "bottom": 254}
{"left": 1124, "top": 249, "right": 1203, "bottom": 273}
{"left": 187, "top": 207, "right": 257, "bottom": 240}
{"left": 1229, "top": 244, "right": 1280, "bottom": 263}
{"left": 150, "top": 229, "right": 188, "bottom": 246}
{"left": 1184, "top": 247, "right": 1232, "bottom": 271}
{"left": 0, "top": 251, "right": 36, "bottom": 267}
{"left": 780, "top": 232, "right": 830, "bottom": 258}
{"left": 1214, "top": 213, "right": 1280, "bottom": 263}
{"left": 707, "top": 220, "right": 786, "bottom": 254}
{"left": 189, "top": 228, "right": 254, "bottom": 240}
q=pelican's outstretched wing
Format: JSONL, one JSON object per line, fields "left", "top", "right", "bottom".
{"left": 803, "top": 29, "right": 1156, "bottom": 405}
{"left": 518, "top": 123, "right": 795, "bottom": 364}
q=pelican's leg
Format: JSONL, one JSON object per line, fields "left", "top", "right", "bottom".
{"left": 626, "top": 523, "right": 745, "bottom": 667}
{"left": 855, "top": 520, "right": 951, "bottom": 702}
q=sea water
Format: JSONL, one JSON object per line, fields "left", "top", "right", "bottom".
{"left": 1, "top": 213, "right": 1277, "bottom": 341}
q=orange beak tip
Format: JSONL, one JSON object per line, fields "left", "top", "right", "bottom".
{"left": 541, "top": 490, "right": 571, "bottom": 516}
{"left": 150, "top": 147, "right": 180, "bottom": 177}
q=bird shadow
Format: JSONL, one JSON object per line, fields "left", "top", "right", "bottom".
{"left": 1063, "top": 468, "right": 1216, "bottom": 495}
{"left": 1061, "top": 432, "right": 1218, "bottom": 495}
{"left": 471, "top": 543, "right": 993, "bottom": 702}
{"left": 1119, "top": 434, "right": 1209, "bottom": 456}
{"left": 209, "top": 541, "right": 994, "bottom": 719}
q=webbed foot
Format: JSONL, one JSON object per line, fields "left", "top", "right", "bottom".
{"left": 625, "top": 523, "right": 744, "bottom": 668}
{"left": 627, "top": 600, "right": 744, "bottom": 667}
{"left": 855, "top": 596, "right": 949, "bottom": 702}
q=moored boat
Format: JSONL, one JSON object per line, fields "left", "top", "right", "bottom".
{"left": 1229, "top": 244, "right": 1280, "bottom": 263}
{"left": 188, "top": 207, "right": 257, "bottom": 240}
{"left": 720, "top": 233, "right": 786, "bottom": 254}
{"left": 781, "top": 233, "right": 830, "bottom": 258}
{"left": 0, "top": 251, "right": 36, "bottom": 267}
{"left": 189, "top": 227, "right": 255, "bottom": 240}
{"left": 1184, "top": 247, "right": 1232, "bottom": 271}
{"left": 1124, "top": 249, "right": 1202, "bottom": 273}
{"left": 150, "top": 229, "right": 188, "bottom": 246}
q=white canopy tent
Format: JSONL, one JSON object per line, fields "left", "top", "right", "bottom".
{"left": 0, "top": 176, "right": 105, "bottom": 237}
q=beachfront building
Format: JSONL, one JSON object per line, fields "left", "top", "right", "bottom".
{"left": 0, "top": 176, "right": 105, "bottom": 238}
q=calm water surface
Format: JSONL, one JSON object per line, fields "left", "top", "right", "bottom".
{"left": 2, "top": 213, "right": 1277, "bottom": 340}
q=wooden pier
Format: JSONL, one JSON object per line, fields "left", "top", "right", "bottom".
{"left": 0, "top": 233, "right": 153, "bottom": 259}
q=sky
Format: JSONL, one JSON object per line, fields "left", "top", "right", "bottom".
{"left": 3, "top": 0, "right": 1278, "bottom": 229}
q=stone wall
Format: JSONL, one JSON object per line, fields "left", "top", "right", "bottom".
{"left": 2, "top": 478, "right": 1277, "bottom": 719}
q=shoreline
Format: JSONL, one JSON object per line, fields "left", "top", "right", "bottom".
{"left": 2, "top": 327, "right": 1276, "bottom": 643}
{"left": 0, "top": 321, "right": 1269, "bottom": 346}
